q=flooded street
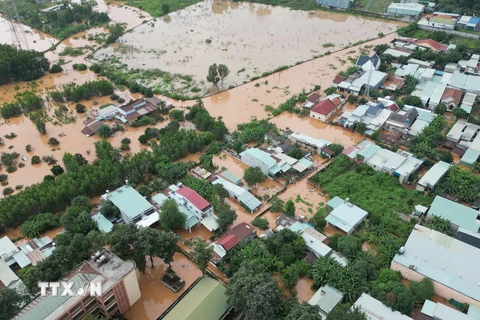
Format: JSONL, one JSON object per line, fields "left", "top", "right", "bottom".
{"left": 94, "top": 0, "right": 398, "bottom": 92}
{"left": 124, "top": 252, "right": 202, "bottom": 320}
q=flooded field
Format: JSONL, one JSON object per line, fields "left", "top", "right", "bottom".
{"left": 124, "top": 252, "right": 202, "bottom": 320}
{"left": 94, "top": 0, "right": 398, "bottom": 93}
{"left": 0, "top": 16, "right": 57, "bottom": 52}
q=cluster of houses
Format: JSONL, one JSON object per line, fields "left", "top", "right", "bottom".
{"left": 418, "top": 12, "right": 480, "bottom": 31}
{"left": 81, "top": 97, "right": 171, "bottom": 137}
{"left": 444, "top": 120, "right": 480, "bottom": 167}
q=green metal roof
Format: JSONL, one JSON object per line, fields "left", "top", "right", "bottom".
{"left": 327, "top": 196, "right": 344, "bottom": 209}
{"left": 152, "top": 193, "right": 169, "bottom": 206}
{"left": 162, "top": 277, "right": 229, "bottom": 320}
{"left": 240, "top": 148, "right": 276, "bottom": 168}
{"left": 460, "top": 148, "right": 480, "bottom": 166}
{"left": 220, "top": 171, "right": 242, "bottom": 184}
{"left": 298, "top": 157, "right": 313, "bottom": 167}
{"left": 358, "top": 144, "right": 381, "bottom": 160}
{"left": 268, "top": 164, "right": 282, "bottom": 175}
{"left": 429, "top": 196, "right": 480, "bottom": 232}
{"left": 107, "top": 186, "right": 153, "bottom": 220}
{"left": 92, "top": 213, "right": 114, "bottom": 233}
{"left": 186, "top": 216, "right": 200, "bottom": 228}
{"left": 18, "top": 273, "right": 98, "bottom": 320}
{"left": 460, "top": 104, "right": 472, "bottom": 114}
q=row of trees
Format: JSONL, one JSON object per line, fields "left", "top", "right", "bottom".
{"left": 51, "top": 79, "right": 114, "bottom": 102}
{"left": 0, "top": 44, "right": 49, "bottom": 85}
{"left": 0, "top": 90, "right": 44, "bottom": 119}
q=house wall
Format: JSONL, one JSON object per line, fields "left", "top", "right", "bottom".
{"left": 391, "top": 262, "right": 480, "bottom": 307}
{"left": 120, "top": 210, "right": 132, "bottom": 224}
{"left": 428, "top": 21, "right": 455, "bottom": 30}
{"left": 123, "top": 269, "right": 141, "bottom": 309}
{"left": 240, "top": 154, "right": 270, "bottom": 175}
{"left": 310, "top": 111, "right": 328, "bottom": 122}
{"left": 169, "top": 192, "right": 213, "bottom": 221}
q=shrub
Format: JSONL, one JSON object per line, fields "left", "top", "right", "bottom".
{"left": 73, "top": 63, "right": 87, "bottom": 71}
{"left": 3, "top": 187, "right": 14, "bottom": 196}
{"left": 75, "top": 104, "right": 86, "bottom": 113}
{"left": 31, "top": 155, "right": 41, "bottom": 164}
{"left": 169, "top": 109, "right": 185, "bottom": 121}
{"left": 252, "top": 217, "right": 269, "bottom": 230}
{"left": 110, "top": 93, "right": 119, "bottom": 101}
{"left": 49, "top": 64, "right": 63, "bottom": 73}
{"left": 48, "top": 137, "right": 60, "bottom": 146}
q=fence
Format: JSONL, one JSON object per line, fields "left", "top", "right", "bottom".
{"left": 418, "top": 25, "right": 480, "bottom": 39}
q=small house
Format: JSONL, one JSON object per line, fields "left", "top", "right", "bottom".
{"left": 416, "top": 161, "right": 451, "bottom": 192}
{"left": 310, "top": 94, "right": 345, "bottom": 122}
{"left": 210, "top": 223, "right": 256, "bottom": 264}
{"left": 326, "top": 197, "right": 368, "bottom": 235}
{"left": 355, "top": 53, "right": 381, "bottom": 72}
{"left": 302, "top": 93, "right": 321, "bottom": 109}
{"left": 315, "top": 0, "right": 351, "bottom": 10}
{"left": 309, "top": 285, "right": 344, "bottom": 318}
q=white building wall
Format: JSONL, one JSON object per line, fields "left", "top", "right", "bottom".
{"left": 123, "top": 269, "right": 141, "bottom": 308}
{"left": 240, "top": 154, "right": 270, "bottom": 175}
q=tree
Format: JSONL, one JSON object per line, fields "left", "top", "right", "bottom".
{"left": 429, "top": 215, "right": 451, "bottom": 233}
{"left": 62, "top": 211, "right": 98, "bottom": 235}
{"left": 286, "top": 301, "right": 322, "bottom": 320}
{"left": 75, "top": 104, "right": 86, "bottom": 113}
{"left": 159, "top": 199, "right": 186, "bottom": 230}
{"left": 410, "top": 278, "right": 434, "bottom": 306}
{"left": 192, "top": 239, "right": 213, "bottom": 275}
{"left": 206, "top": 63, "right": 220, "bottom": 87}
{"left": 266, "top": 229, "right": 305, "bottom": 265}
{"left": 106, "top": 23, "right": 126, "bottom": 44}
{"left": 109, "top": 224, "right": 147, "bottom": 272}
{"left": 284, "top": 199, "right": 296, "bottom": 216}
{"left": 453, "top": 107, "right": 468, "bottom": 119}
{"left": 216, "top": 205, "right": 237, "bottom": 232}
{"left": 438, "top": 150, "right": 453, "bottom": 163}
{"left": 169, "top": 109, "right": 185, "bottom": 121}
{"left": 348, "top": 95, "right": 357, "bottom": 104}
{"left": 35, "top": 119, "right": 47, "bottom": 134}
{"left": 243, "top": 166, "right": 266, "bottom": 186}
{"left": 218, "top": 64, "right": 230, "bottom": 86}
{"left": 50, "top": 165, "right": 64, "bottom": 176}
{"left": 49, "top": 64, "right": 63, "bottom": 73}
{"left": 252, "top": 217, "right": 269, "bottom": 230}
{"left": 371, "top": 280, "right": 414, "bottom": 315}
{"left": 355, "top": 122, "right": 367, "bottom": 134}
{"left": 402, "top": 95, "right": 423, "bottom": 107}
{"left": 0, "top": 44, "right": 49, "bottom": 84}
{"left": 96, "top": 124, "right": 113, "bottom": 138}
{"left": 434, "top": 103, "right": 447, "bottom": 115}
{"left": 0, "top": 287, "right": 28, "bottom": 319}
{"left": 71, "top": 195, "right": 90, "bottom": 207}
{"left": 25, "top": 144, "right": 32, "bottom": 152}
{"left": 137, "top": 228, "right": 178, "bottom": 268}
{"left": 100, "top": 200, "right": 121, "bottom": 219}
{"left": 226, "top": 262, "right": 282, "bottom": 320}
{"left": 288, "top": 148, "right": 303, "bottom": 159}
{"left": 337, "top": 236, "right": 362, "bottom": 259}
{"left": 161, "top": 3, "right": 170, "bottom": 14}
{"left": 48, "top": 137, "right": 60, "bottom": 146}
{"left": 22, "top": 213, "right": 59, "bottom": 238}
{"left": 269, "top": 195, "right": 284, "bottom": 212}
{"left": 327, "top": 305, "right": 367, "bottom": 320}
{"left": 374, "top": 44, "right": 389, "bottom": 55}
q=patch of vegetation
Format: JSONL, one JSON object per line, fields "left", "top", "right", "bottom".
{"left": 125, "top": 0, "right": 204, "bottom": 16}
{"left": 252, "top": 217, "right": 269, "bottom": 230}
{"left": 0, "top": 44, "right": 49, "bottom": 85}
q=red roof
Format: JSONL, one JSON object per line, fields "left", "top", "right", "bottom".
{"left": 441, "top": 87, "right": 463, "bottom": 105}
{"left": 176, "top": 185, "right": 210, "bottom": 211}
{"left": 386, "top": 102, "right": 400, "bottom": 112}
{"left": 306, "top": 93, "right": 321, "bottom": 103}
{"left": 414, "top": 39, "right": 448, "bottom": 52}
{"left": 311, "top": 99, "right": 336, "bottom": 116}
{"left": 333, "top": 75, "right": 346, "bottom": 84}
{"left": 218, "top": 234, "right": 239, "bottom": 251}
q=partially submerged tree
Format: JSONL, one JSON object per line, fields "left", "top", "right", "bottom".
{"left": 243, "top": 166, "right": 266, "bottom": 186}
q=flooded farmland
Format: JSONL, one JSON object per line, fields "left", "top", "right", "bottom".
{"left": 0, "top": 16, "right": 57, "bottom": 52}
{"left": 94, "top": 0, "right": 399, "bottom": 92}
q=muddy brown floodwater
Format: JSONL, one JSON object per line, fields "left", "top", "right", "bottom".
{"left": 124, "top": 253, "right": 202, "bottom": 320}
{"left": 94, "top": 0, "right": 399, "bottom": 90}
{"left": 0, "top": 15, "right": 57, "bottom": 51}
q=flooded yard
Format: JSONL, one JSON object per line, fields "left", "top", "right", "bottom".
{"left": 124, "top": 252, "right": 202, "bottom": 320}
{"left": 94, "top": 0, "right": 398, "bottom": 93}
{"left": 295, "top": 277, "right": 315, "bottom": 303}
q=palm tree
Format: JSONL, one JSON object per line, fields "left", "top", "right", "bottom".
{"left": 430, "top": 216, "right": 451, "bottom": 233}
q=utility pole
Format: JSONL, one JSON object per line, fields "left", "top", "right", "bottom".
{"left": 1, "top": 0, "right": 28, "bottom": 50}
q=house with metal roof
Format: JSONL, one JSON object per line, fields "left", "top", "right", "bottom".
{"left": 467, "top": 16, "right": 480, "bottom": 30}
{"left": 406, "top": 106, "right": 436, "bottom": 136}
{"left": 287, "top": 131, "right": 331, "bottom": 155}
{"left": 0, "top": 258, "right": 23, "bottom": 290}
{"left": 326, "top": 197, "right": 368, "bottom": 235}
{"left": 212, "top": 176, "right": 261, "bottom": 212}
{"left": 310, "top": 94, "right": 345, "bottom": 122}
{"left": 219, "top": 170, "right": 242, "bottom": 185}
{"left": 387, "top": 2, "right": 424, "bottom": 17}
{"left": 420, "top": 299, "right": 476, "bottom": 320}
{"left": 302, "top": 93, "right": 321, "bottom": 109}
{"left": 448, "top": 71, "right": 480, "bottom": 95}
{"left": 356, "top": 54, "right": 381, "bottom": 72}
{"left": 92, "top": 213, "right": 114, "bottom": 233}
{"left": 240, "top": 148, "right": 277, "bottom": 176}
{"left": 385, "top": 107, "right": 418, "bottom": 133}
{"left": 354, "top": 293, "right": 413, "bottom": 320}
{"left": 461, "top": 133, "right": 480, "bottom": 167}
{"left": 0, "top": 236, "right": 31, "bottom": 270}
{"left": 159, "top": 277, "right": 230, "bottom": 320}
{"left": 391, "top": 225, "right": 480, "bottom": 307}
{"left": 18, "top": 236, "right": 56, "bottom": 266}
{"left": 427, "top": 15, "right": 457, "bottom": 30}
{"left": 416, "top": 161, "right": 451, "bottom": 192}
{"left": 210, "top": 223, "right": 256, "bottom": 264}
{"left": 428, "top": 195, "right": 480, "bottom": 233}
{"left": 413, "top": 81, "right": 446, "bottom": 109}
{"left": 101, "top": 184, "right": 159, "bottom": 228}
{"left": 309, "top": 285, "right": 344, "bottom": 318}
{"left": 315, "top": 0, "right": 351, "bottom": 10}
{"left": 286, "top": 221, "right": 332, "bottom": 258}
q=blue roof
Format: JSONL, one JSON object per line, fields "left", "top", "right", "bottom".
{"left": 220, "top": 171, "right": 242, "bottom": 184}
{"left": 461, "top": 148, "right": 480, "bottom": 166}
{"left": 468, "top": 16, "right": 480, "bottom": 26}
{"left": 358, "top": 144, "right": 381, "bottom": 160}
{"left": 92, "top": 213, "right": 114, "bottom": 233}
{"left": 106, "top": 186, "right": 153, "bottom": 220}
{"left": 327, "top": 196, "right": 345, "bottom": 209}
{"left": 429, "top": 196, "right": 479, "bottom": 232}
{"left": 366, "top": 105, "right": 381, "bottom": 117}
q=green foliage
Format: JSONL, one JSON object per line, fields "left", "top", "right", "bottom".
{"left": 130, "top": 115, "right": 157, "bottom": 127}
{"left": 96, "top": 124, "right": 113, "bottom": 138}
{"left": 409, "top": 116, "right": 446, "bottom": 159}
{"left": 191, "top": 239, "right": 213, "bottom": 274}
{"left": 280, "top": 260, "right": 310, "bottom": 288}
{"left": 337, "top": 236, "right": 362, "bottom": 259}
{"left": 59, "top": 80, "right": 114, "bottom": 102}
{"left": 185, "top": 106, "right": 229, "bottom": 140}
{"left": 288, "top": 148, "right": 303, "bottom": 160}
{"left": 125, "top": 0, "right": 203, "bottom": 16}
{"left": 159, "top": 199, "right": 186, "bottom": 230}
{"left": 155, "top": 161, "right": 188, "bottom": 184}
{"left": 106, "top": 23, "right": 126, "bottom": 44}
{"left": 48, "top": 137, "right": 59, "bottom": 146}
{"left": 324, "top": 87, "right": 336, "bottom": 95}
{"left": 0, "top": 102, "right": 22, "bottom": 119}
{"left": 244, "top": 166, "right": 267, "bottom": 186}
{"left": 62, "top": 208, "right": 97, "bottom": 235}
{"left": 396, "top": 75, "right": 419, "bottom": 96}
{"left": 252, "top": 217, "right": 269, "bottom": 230}
{"left": 402, "top": 95, "right": 423, "bottom": 107}
{"left": 436, "top": 166, "right": 480, "bottom": 203}
{"left": 284, "top": 199, "right": 296, "bottom": 216}
{"left": 22, "top": 212, "right": 59, "bottom": 238}
{"left": 286, "top": 301, "right": 322, "bottom": 320}
{"left": 269, "top": 195, "right": 284, "bottom": 213}
{"left": 453, "top": 107, "right": 469, "bottom": 119}
{"left": 49, "top": 64, "right": 63, "bottom": 73}
{"left": 31, "top": 155, "right": 41, "bottom": 165}
{"left": 329, "top": 143, "right": 344, "bottom": 154}
{"left": 75, "top": 104, "right": 86, "bottom": 113}
{"left": 265, "top": 229, "right": 305, "bottom": 266}
{"left": 348, "top": 95, "right": 358, "bottom": 104}
{"left": 100, "top": 200, "right": 121, "bottom": 219}
{"left": 216, "top": 204, "right": 238, "bottom": 233}
{"left": 169, "top": 109, "right": 185, "bottom": 121}
{"left": 338, "top": 66, "right": 360, "bottom": 78}
{"left": 410, "top": 278, "right": 434, "bottom": 306}
{"left": 355, "top": 122, "right": 367, "bottom": 134}
{"left": 371, "top": 280, "right": 414, "bottom": 315}
{"left": 0, "top": 44, "right": 49, "bottom": 84}
{"left": 327, "top": 305, "right": 367, "bottom": 320}
{"left": 207, "top": 63, "right": 220, "bottom": 87}
{"left": 0, "top": 287, "right": 29, "bottom": 319}
{"left": 429, "top": 215, "right": 451, "bottom": 233}
{"left": 434, "top": 103, "right": 447, "bottom": 115}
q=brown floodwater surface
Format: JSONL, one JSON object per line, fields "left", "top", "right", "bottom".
{"left": 94, "top": 0, "right": 398, "bottom": 91}
{"left": 0, "top": 15, "right": 57, "bottom": 51}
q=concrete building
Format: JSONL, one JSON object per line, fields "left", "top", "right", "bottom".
{"left": 387, "top": 2, "right": 424, "bottom": 17}
{"left": 212, "top": 176, "right": 262, "bottom": 212}
{"left": 159, "top": 277, "right": 230, "bottom": 320}
{"left": 406, "top": 106, "right": 436, "bottom": 136}
{"left": 326, "top": 197, "right": 368, "bottom": 235}
{"left": 413, "top": 81, "right": 446, "bottom": 109}
{"left": 440, "top": 87, "right": 463, "bottom": 111}
{"left": 354, "top": 293, "right": 413, "bottom": 320}
{"left": 448, "top": 71, "right": 480, "bottom": 95}
{"left": 101, "top": 184, "right": 159, "bottom": 228}
{"left": 240, "top": 147, "right": 313, "bottom": 176}
{"left": 167, "top": 184, "right": 217, "bottom": 232}
{"left": 286, "top": 221, "right": 332, "bottom": 258}
{"left": 210, "top": 223, "right": 256, "bottom": 264}
{"left": 427, "top": 15, "right": 457, "bottom": 30}
{"left": 152, "top": 193, "right": 201, "bottom": 232}
{"left": 416, "top": 161, "right": 451, "bottom": 192}
{"left": 315, "top": 0, "right": 351, "bottom": 10}
{"left": 239, "top": 148, "right": 276, "bottom": 176}
{"left": 308, "top": 285, "right": 344, "bottom": 319}
{"left": 428, "top": 195, "right": 480, "bottom": 233}
{"left": 302, "top": 93, "right": 321, "bottom": 109}
{"left": 391, "top": 225, "right": 480, "bottom": 307}
{"left": 384, "top": 107, "right": 418, "bottom": 133}
{"left": 287, "top": 132, "right": 331, "bottom": 155}
{"left": 310, "top": 94, "right": 345, "bottom": 122}
{"left": 0, "top": 236, "right": 31, "bottom": 271}
{"left": 14, "top": 249, "right": 141, "bottom": 320}
{"left": 115, "top": 98, "right": 157, "bottom": 124}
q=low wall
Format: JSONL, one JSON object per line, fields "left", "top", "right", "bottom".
{"left": 418, "top": 25, "right": 480, "bottom": 39}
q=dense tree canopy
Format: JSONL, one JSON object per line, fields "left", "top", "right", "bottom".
{"left": 244, "top": 166, "right": 266, "bottom": 186}
{"left": 0, "top": 45, "right": 49, "bottom": 84}
{"left": 0, "top": 287, "right": 28, "bottom": 320}
{"left": 159, "top": 199, "right": 186, "bottom": 230}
